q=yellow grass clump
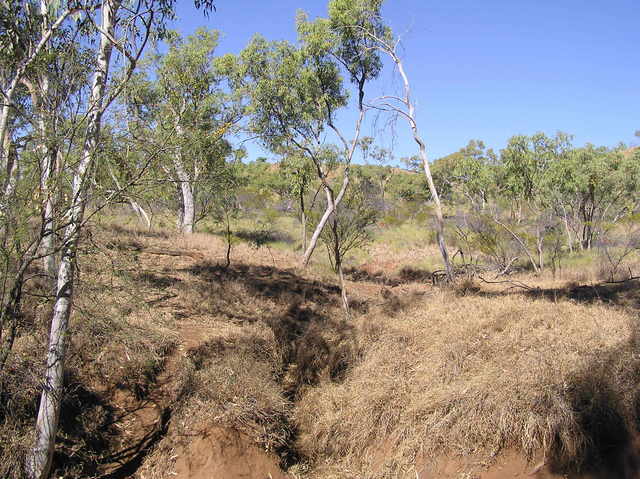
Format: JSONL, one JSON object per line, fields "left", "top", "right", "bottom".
{"left": 295, "top": 289, "right": 639, "bottom": 478}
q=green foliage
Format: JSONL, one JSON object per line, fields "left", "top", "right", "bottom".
{"left": 500, "top": 132, "right": 573, "bottom": 202}
{"left": 325, "top": 0, "right": 389, "bottom": 89}
{"left": 315, "top": 180, "right": 379, "bottom": 271}
{"left": 433, "top": 140, "right": 498, "bottom": 206}
{"left": 124, "top": 27, "right": 242, "bottom": 225}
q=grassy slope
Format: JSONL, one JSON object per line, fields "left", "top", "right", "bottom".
{"left": 2, "top": 212, "right": 640, "bottom": 478}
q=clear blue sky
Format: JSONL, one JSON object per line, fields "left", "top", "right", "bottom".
{"left": 169, "top": 0, "right": 639, "bottom": 163}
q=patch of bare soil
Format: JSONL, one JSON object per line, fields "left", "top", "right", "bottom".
{"left": 172, "top": 427, "right": 288, "bottom": 479}
{"left": 419, "top": 452, "right": 559, "bottom": 479}
{"left": 420, "top": 444, "right": 640, "bottom": 479}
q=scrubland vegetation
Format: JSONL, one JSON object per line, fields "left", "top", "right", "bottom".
{"left": 1, "top": 0, "right": 640, "bottom": 478}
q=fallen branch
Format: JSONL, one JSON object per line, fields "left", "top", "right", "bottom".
{"left": 477, "top": 275, "right": 535, "bottom": 291}
{"left": 601, "top": 276, "right": 640, "bottom": 285}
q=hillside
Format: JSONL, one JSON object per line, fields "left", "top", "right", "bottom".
{"left": 3, "top": 215, "right": 640, "bottom": 478}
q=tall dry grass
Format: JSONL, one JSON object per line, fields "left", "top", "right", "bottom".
{"left": 295, "top": 289, "right": 639, "bottom": 478}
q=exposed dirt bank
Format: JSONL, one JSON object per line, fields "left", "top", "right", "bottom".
{"left": 172, "top": 426, "right": 288, "bottom": 479}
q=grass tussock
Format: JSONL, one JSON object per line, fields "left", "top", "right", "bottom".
{"left": 294, "top": 289, "right": 639, "bottom": 478}
{"left": 177, "top": 323, "right": 291, "bottom": 450}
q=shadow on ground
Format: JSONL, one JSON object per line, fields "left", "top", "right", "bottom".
{"left": 185, "top": 261, "right": 343, "bottom": 306}
{"left": 473, "top": 278, "right": 640, "bottom": 310}
{"left": 545, "top": 328, "right": 640, "bottom": 477}
{"left": 345, "top": 265, "right": 434, "bottom": 287}
{"left": 51, "top": 373, "right": 171, "bottom": 479}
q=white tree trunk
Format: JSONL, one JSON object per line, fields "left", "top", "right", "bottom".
{"left": 37, "top": 1, "right": 58, "bottom": 280}
{"left": 1, "top": 127, "right": 17, "bottom": 204}
{"left": 363, "top": 32, "right": 454, "bottom": 281}
{"left": 379, "top": 49, "right": 454, "bottom": 281}
{"left": 26, "top": 2, "right": 117, "bottom": 477}
{"left": 417, "top": 138, "right": 453, "bottom": 281}
{"left": 129, "top": 200, "right": 151, "bottom": 228}
{"left": 397, "top": 62, "right": 453, "bottom": 280}
{"left": 39, "top": 146, "right": 57, "bottom": 280}
{"left": 173, "top": 121, "right": 195, "bottom": 234}
{"left": 0, "top": 102, "right": 12, "bottom": 175}
{"left": 561, "top": 204, "right": 574, "bottom": 254}
{"left": 24, "top": 76, "right": 58, "bottom": 280}
{"left": 303, "top": 182, "right": 341, "bottom": 265}
{"left": 0, "top": 5, "right": 76, "bottom": 183}
{"left": 301, "top": 108, "right": 364, "bottom": 266}
{"left": 173, "top": 158, "right": 195, "bottom": 233}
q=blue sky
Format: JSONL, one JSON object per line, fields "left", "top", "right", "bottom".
{"left": 170, "top": 0, "right": 639, "bottom": 163}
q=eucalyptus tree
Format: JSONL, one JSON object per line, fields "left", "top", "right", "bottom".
{"left": 224, "top": 32, "right": 348, "bottom": 261}
{"left": 23, "top": 1, "right": 221, "bottom": 477}
{"left": 492, "top": 133, "right": 568, "bottom": 271}
{"left": 548, "top": 143, "right": 640, "bottom": 250}
{"left": 301, "top": 0, "right": 387, "bottom": 271}
{"left": 133, "top": 28, "right": 240, "bottom": 233}
{"left": 222, "top": 0, "right": 387, "bottom": 314}
{"left": 279, "top": 150, "right": 315, "bottom": 251}
{"left": 441, "top": 140, "right": 497, "bottom": 210}
{"left": 358, "top": 18, "right": 454, "bottom": 281}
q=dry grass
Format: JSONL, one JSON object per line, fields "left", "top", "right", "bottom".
{"left": 5, "top": 209, "right": 640, "bottom": 479}
{"left": 0, "top": 223, "right": 178, "bottom": 478}
{"left": 139, "top": 322, "right": 293, "bottom": 478}
{"left": 294, "top": 289, "right": 639, "bottom": 478}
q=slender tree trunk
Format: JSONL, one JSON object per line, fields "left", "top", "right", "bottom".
{"left": 107, "top": 164, "right": 151, "bottom": 228}
{"left": 332, "top": 215, "right": 350, "bottom": 318}
{"left": 381, "top": 49, "right": 454, "bottom": 281}
{"left": 26, "top": 3, "right": 117, "bottom": 477}
{"left": 129, "top": 200, "right": 151, "bottom": 228}
{"left": 301, "top": 213, "right": 307, "bottom": 251}
{"left": 174, "top": 168, "right": 195, "bottom": 233}
{"left": 35, "top": 0, "right": 58, "bottom": 281}
{"left": 0, "top": 103, "right": 13, "bottom": 178}
{"left": 0, "top": 270, "right": 25, "bottom": 372}
{"left": 300, "top": 189, "right": 307, "bottom": 252}
{"left": 303, "top": 182, "right": 341, "bottom": 265}
{"left": 536, "top": 226, "right": 544, "bottom": 271}
{"left": 174, "top": 178, "right": 184, "bottom": 229}
{"left": 1, "top": 127, "right": 19, "bottom": 247}
{"left": 27, "top": 82, "right": 58, "bottom": 280}
{"left": 40, "top": 149, "right": 57, "bottom": 280}
{"left": 417, "top": 140, "right": 453, "bottom": 281}
{"left": 173, "top": 123, "right": 195, "bottom": 234}
{"left": 301, "top": 107, "right": 364, "bottom": 266}
{"left": 1, "top": 127, "right": 17, "bottom": 203}
{"left": 224, "top": 210, "right": 232, "bottom": 268}
{"left": 561, "top": 204, "right": 573, "bottom": 254}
